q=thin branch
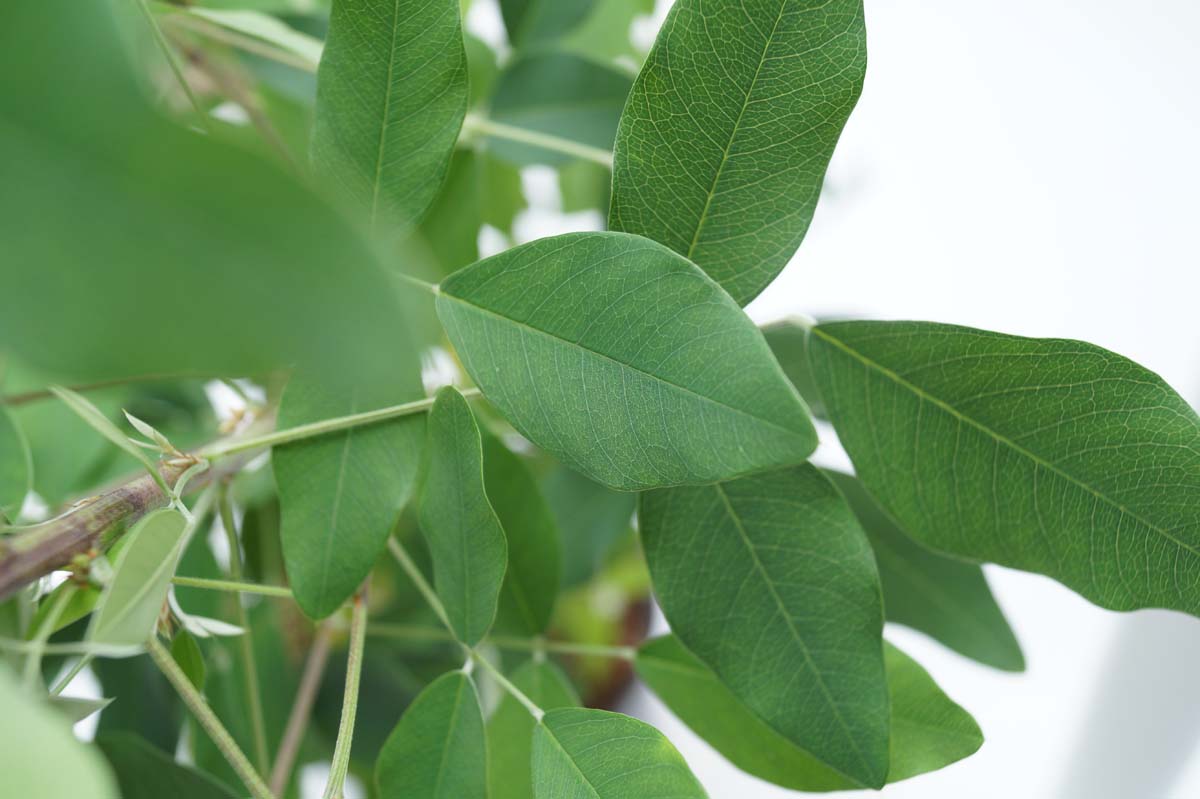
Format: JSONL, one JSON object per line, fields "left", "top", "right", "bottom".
{"left": 386, "top": 538, "right": 453, "bottom": 634}
{"left": 270, "top": 621, "right": 334, "bottom": 796}
{"left": 323, "top": 588, "right": 369, "bottom": 799}
{"left": 472, "top": 649, "right": 544, "bottom": 721}
{"left": 462, "top": 114, "right": 614, "bottom": 168}
{"left": 1, "top": 371, "right": 206, "bottom": 407}
{"left": 134, "top": 0, "right": 211, "bottom": 131}
{"left": 172, "top": 575, "right": 292, "bottom": 598}
{"left": 365, "top": 623, "right": 636, "bottom": 661}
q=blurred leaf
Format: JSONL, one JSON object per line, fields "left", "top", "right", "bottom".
{"left": 465, "top": 33, "right": 500, "bottom": 108}
{"left": 0, "top": 665, "right": 117, "bottom": 798}
{"left": 827, "top": 470, "right": 1025, "bottom": 672}
{"left": 487, "top": 659, "right": 579, "bottom": 799}
{"left": 610, "top": 0, "right": 867, "bottom": 305}
{"left": 28, "top": 582, "right": 100, "bottom": 640}
{"left": 312, "top": 0, "right": 468, "bottom": 233}
{"left": 0, "top": 405, "right": 31, "bottom": 520}
{"left": 51, "top": 386, "right": 163, "bottom": 489}
{"left": 436, "top": 232, "right": 816, "bottom": 491}
{"left": 558, "top": 159, "right": 611, "bottom": 214}
{"left": 417, "top": 387, "right": 508, "bottom": 646}
{"left": 559, "top": 0, "right": 655, "bottom": 65}
{"left": 165, "top": 7, "right": 324, "bottom": 70}
{"left": 95, "top": 654, "right": 184, "bottom": 752}
{"left": 639, "top": 464, "right": 889, "bottom": 787}
{"left": 97, "top": 732, "right": 237, "bottom": 799}
{"left": 171, "top": 629, "right": 207, "bottom": 691}
{"left": 531, "top": 707, "right": 706, "bottom": 798}
{"left": 376, "top": 670, "right": 487, "bottom": 798}
{"left": 49, "top": 695, "right": 113, "bottom": 724}
{"left": 762, "top": 320, "right": 827, "bottom": 419}
{"left": 501, "top": 0, "right": 597, "bottom": 50}
{"left": 541, "top": 464, "right": 633, "bottom": 587}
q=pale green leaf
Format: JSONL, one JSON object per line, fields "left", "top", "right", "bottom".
{"left": 0, "top": 405, "right": 31, "bottom": 520}
{"left": 170, "top": 628, "right": 207, "bottom": 691}
{"left": 639, "top": 464, "right": 889, "bottom": 787}
{"left": 610, "top": 0, "right": 867, "bottom": 305}
{"left": 312, "top": 0, "right": 468, "bottom": 232}
{"left": 376, "top": 670, "right": 487, "bottom": 799}
{"left": 500, "top": 0, "right": 597, "bottom": 50}
{"left": 49, "top": 695, "right": 114, "bottom": 724}
{"left": 486, "top": 659, "right": 579, "bottom": 799}
{"left": 167, "top": 7, "right": 324, "bottom": 70}
{"left": 636, "top": 635, "right": 982, "bottom": 791}
{"left": 827, "top": 469, "right": 1024, "bottom": 671}
{"left": 436, "top": 232, "right": 816, "bottom": 491}
{"left": 51, "top": 386, "right": 164, "bottom": 490}
{"left": 88, "top": 510, "right": 190, "bottom": 649}
{"left": 532, "top": 707, "right": 707, "bottom": 798}
{"left": 417, "top": 387, "right": 508, "bottom": 645}
{"left": 97, "top": 732, "right": 238, "bottom": 799}
{"left": 559, "top": 0, "right": 657, "bottom": 65}
{"left": 27, "top": 582, "right": 100, "bottom": 640}
{"left": 807, "top": 320, "right": 1200, "bottom": 616}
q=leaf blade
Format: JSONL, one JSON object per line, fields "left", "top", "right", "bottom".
{"left": 0, "top": 405, "right": 31, "bottom": 520}
{"left": 486, "top": 659, "right": 580, "bottom": 799}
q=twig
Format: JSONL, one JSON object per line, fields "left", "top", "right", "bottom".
{"left": 270, "top": 621, "right": 334, "bottom": 796}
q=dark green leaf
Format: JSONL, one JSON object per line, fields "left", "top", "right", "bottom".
{"left": 542, "top": 464, "right": 634, "bottom": 586}
{"left": 763, "top": 319, "right": 827, "bottom": 419}
{"left": 636, "top": 635, "right": 982, "bottom": 790}
{"left": 437, "top": 232, "right": 816, "bottom": 491}
{"left": 610, "top": 0, "right": 867, "bottom": 305}
{"left": 808, "top": 320, "right": 1200, "bottom": 616}
{"left": 417, "top": 387, "right": 508, "bottom": 645}
{"left": 171, "top": 629, "right": 207, "bottom": 691}
{"left": 0, "top": 406, "right": 30, "bottom": 519}
{"left": 312, "top": 0, "right": 468, "bottom": 232}
{"left": 639, "top": 464, "right": 889, "bottom": 787}
{"left": 376, "top": 670, "right": 487, "bottom": 799}
{"left": 487, "top": 659, "right": 580, "bottom": 799}
{"left": 95, "top": 654, "right": 183, "bottom": 753}
{"left": 827, "top": 469, "right": 1024, "bottom": 671}
{"left": 532, "top": 707, "right": 707, "bottom": 798}
{"left": 500, "top": 0, "right": 597, "bottom": 50}
{"left": 97, "top": 733, "right": 237, "bottom": 799}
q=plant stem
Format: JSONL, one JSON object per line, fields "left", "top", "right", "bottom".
{"left": 386, "top": 538, "right": 454, "bottom": 633}
{"left": 365, "top": 623, "right": 636, "bottom": 660}
{"left": 172, "top": 575, "right": 293, "bottom": 598}
{"left": 23, "top": 583, "right": 77, "bottom": 689}
{"left": 148, "top": 637, "right": 276, "bottom": 799}
{"left": 202, "top": 388, "right": 481, "bottom": 461}
{"left": 472, "top": 649, "right": 544, "bottom": 721}
{"left": 463, "top": 114, "right": 614, "bottom": 168}
{"left": 49, "top": 653, "right": 93, "bottom": 696}
{"left": 134, "top": 0, "right": 210, "bottom": 132}
{"left": 270, "top": 621, "right": 334, "bottom": 796}
{"left": 323, "top": 588, "right": 369, "bottom": 799}
{"left": 220, "top": 488, "right": 271, "bottom": 776}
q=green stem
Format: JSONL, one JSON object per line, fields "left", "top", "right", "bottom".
{"left": 49, "top": 653, "right": 93, "bottom": 696}
{"left": 134, "top": 0, "right": 210, "bottom": 132}
{"left": 24, "top": 584, "right": 77, "bottom": 689}
{"left": 172, "top": 575, "right": 292, "bottom": 598}
{"left": 472, "top": 649, "right": 544, "bottom": 721}
{"left": 365, "top": 623, "right": 636, "bottom": 661}
{"left": 148, "top": 637, "right": 276, "bottom": 799}
{"left": 386, "top": 538, "right": 454, "bottom": 634}
{"left": 463, "top": 114, "right": 614, "bottom": 168}
{"left": 323, "top": 589, "right": 369, "bottom": 799}
{"left": 202, "top": 388, "right": 481, "bottom": 461}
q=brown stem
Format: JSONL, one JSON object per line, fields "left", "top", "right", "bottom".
{"left": 269, "top": 621, "right": 335, "bottom": 796}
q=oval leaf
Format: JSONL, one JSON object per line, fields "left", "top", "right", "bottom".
{"left": 436, "top": 232, "right": 816, "bottom": 491}
{"left": 808, "top": 320, "right": 1200, "bottom": 616}
{"left": 0, "top": 405, "right": 31, "bottom": 520}
{"left": 376, "top": 670, "right": 487, "bottom": 799}
{"left": 532, "top": 707, "right": 707, "bottom": 799}
{"left": 639, "top": 464, "right": 889, "bottom": 787}
{"left": 417, "top": 387, "right": 508, "bottom": 645}
{"left": 610, "top": 0, "right": 867, "bottom": 305}
{"left": 487, "top": 659, "right": 580, "bottom": 799}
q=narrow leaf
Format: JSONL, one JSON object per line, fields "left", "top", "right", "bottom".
{"left": 49, "top": 695, "right": 114, "bottom": 724}
{"left": 170, "top": 629, "right": 207, "bottom": 691}
{"left": 0, "top": 405, "right": 31, "bottom": 520}
{"left": 52, "top": 386, "right": 164, "bottom": 489}
{"left": 500, "top": 0, "right": 597, "bottom": 49}
{"left": 610, "top": 0, "right": 868, "bottom": 305}
{"left": 312, "top": 0, "right": 468, "bottom": 232}
{"left": 532, "top": 707, "right": 707, "bottom": 798}
{"left": 173, "top": 8, "right": 324, "bottom": 70}
{"left": 436, "top": 232, "right": 816, "bottom": 491}
{"left": 807, "top": 320, "right": 1200, "bottom": 616}
{"left": 639, "top": 464, "right": 890, "bottom": 787}
{"left": 417, "top": 387, "right": 508, "bottom": 646}
{"left": 376, "top": 670, "right": 487, "bottom": 799}
{"left": 97, "top": 732, "right": 237, "bottom": 799}
{"left": 486, "top": 659, "right": 580, "bottom": 799}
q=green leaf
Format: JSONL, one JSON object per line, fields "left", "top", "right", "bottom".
{"left": 97, "top": 732, "right": 237, "bottom": 799}
{"left": 541, "top": 464, "right": 634, "bottom": 587}
{"left": 171, "top": 628, "right": 207, "bottom": 691}
{"left": 312, "top": 0, "right": 468, "bottom": 232}
{"left": 638, "top": 464, "right": 889, "bottom": 787}
{"left": 51, "top": 386, "right": 165, "bottom": 491}
{"left": 532, "top": 707, "right": 707, "bottom": 798}
{"left": 826, "top": 469, "right": 1024, "bottom": 671}
{"left": 0, "top": 665, "right": 118, "bottom": 799}
{"left": 166, "top": 7, "right": 324, "bottom": 70}
{"left": 487, "top": 52, "right": 631, "bottom": 166}
{"left": 27, "top": 582, "right": 100, "bottom": 640}
{"left": 417, "top": 387, "right": 508, "bottom": 645}
{"left": 558, "top": 0, "right": 656, "bottom": 65}
{"left": 376, "top": 670, "right": 487, "bottom": 799}
{"left": 95, "top": 654, "right": 183, "bottom": 753}
{"left": 807, "top": 320, "right": 1200, "bottom": 616}
{"left": 636, "top": 635, "right": 982, "bottom": 790}
{"left": 88, "top": 510, "right": 190, "bottom": 649}
{"left": 482, "top": 434, "right": 561, "bottom": 635}
{"left": 609, "top": 0, "right": 867, "bottom": 305}
{"left": 437, "top": 232, "right": 816, "bottom": 491}
{"left": 49, "top": 695, "right": 114, "bottom": 724}
{"left": 500, "top": 0, "right": 597, "bottom": 50}
{"left": 0, "top": 405, "right": 31, "bottom": 520}
{"left": 763, "top": 319, "right": 827, "bottom": 419}
{"left": 487, "top": 659, "right": 580, "bottom": 799}
{"left": 274, "top": 369, "right": 425, "bottom": 619}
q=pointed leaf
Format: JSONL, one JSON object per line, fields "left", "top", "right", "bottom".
{"left": 639, "top": 464, "right": 890, "bottom": 787}
{"left": 610, "top": 0, "right": 867, "bottom": 305}
{"left": 436, "top": 232, "right": 816, "bottom": 491}
{"left": 170, "top": 629, "right": 207, "bottom": 691}
{"left": 172, "top": 8, "right": 323, "bottom": 70}
{"left": 52, "top": 386, "right": 163, "bottom": 488}
{"left": 532, "top": 707, "right": 707, "bottom": 798}
{"left": 636, "top": 635, "right": 982, "bottom": 790}
{"left": 807, "top": 320, "right": 1200, "bottom": 616}
{"left": 376, "top": 670, "right": 487, "bottom": 799}
{"left": 312, "top": 0, "right": 468, "bottom": 232}
{"left": 487, "top": 659, "right": 579, "bottom": 799}
{"left": 500, "top": 0, "right": 597, "bottom": 49}
{"left": 0, "top": 405, "right": 31, "bottom": 520}
{"left": 96, "top": 732, "right": 238, "bottom": 799}
{"left": 49, "top": 695, "right": 114, "bottom": 724}
{"left": 417, "top": 387, "right": 508, "bottom": 645}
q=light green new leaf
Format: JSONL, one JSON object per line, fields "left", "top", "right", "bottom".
{"left": 636, "top": 635, "right": 982, "bottom": 791}
{"left": 0, "top": 406, "right": 31, "bottom": 520}
{"left": 487, "top": 52, "right": 632, "bottom": 166}
{"left": 417, "top": 387, "right": 508, "bottom": 645}
{"left": 482, "top": 434, "right": 561, "bottom": 635}
{"left": 610, "top": 0, "right": 867, "bottom": 305}
{"left": 97, "top": 732, "right": 237, "bottom": 799}
{"left": 808, "top": 320, "right": 1200, "bottom": 616}
{"left": 88, "top": 510, "right": 190, "bottom": 650}
{"left": 376, "top": 670, "right": 487, "bottom": 799}
{"left": 486, "top": 659, "right": 579, "bottom": 799}
{"left": 500, "top": 0, "right": 597, "bottom": 50}
{"left": 532, "top": 707, "right": 707, "bottom": 798}
{"left": 437, "top": 232, "right": 816, "bottom": 491}
{"left": 827, "top": 469, "right": 1024, "bottom": 671}
{"left": 639, "top": 464, "right": 889, "bottom": 787}
{"left": 51, "top": 386, "right": 164, "bottom": 491}
{"left": 274, "top": 369, "right": 425, "bottom": 620}
{"left": 312, "top": 0, "right": 468, "bottom": 232}
{"left": 0, "top": 666, "right": 118, "bottom": 799}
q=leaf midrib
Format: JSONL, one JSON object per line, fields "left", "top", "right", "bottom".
{"left": 368, "top": 0, "right": 404, "bottom": 229}
{"left": 539, "top": 721, "right": 603, "bottom": 799}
